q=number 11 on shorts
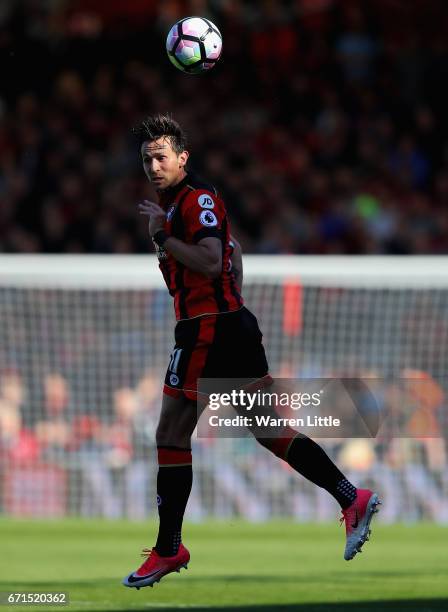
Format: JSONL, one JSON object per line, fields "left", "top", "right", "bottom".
{"left": 169, "top": 348, "right": 182, "bottom": 374}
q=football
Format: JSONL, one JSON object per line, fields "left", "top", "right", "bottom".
{"left": 166, "top": 16, "right": 222, "bottom": 74}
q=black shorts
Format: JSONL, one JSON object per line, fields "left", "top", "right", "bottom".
{"left": 164, "top": 307, "right": 270, "bottom": 401}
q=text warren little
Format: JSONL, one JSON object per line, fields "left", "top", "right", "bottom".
{"left": 208, "top": 415, "right": 341, "bottom": 427}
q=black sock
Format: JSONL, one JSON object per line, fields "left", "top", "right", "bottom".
{"left": 286, "top": 435, "right": 357, "bottom": 509}
{"left": 155, "top": 447, "right": 193, "bottom": 557}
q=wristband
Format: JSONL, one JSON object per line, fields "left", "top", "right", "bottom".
{"left": 153, "top": 230, "right": 169, "bottom": 247}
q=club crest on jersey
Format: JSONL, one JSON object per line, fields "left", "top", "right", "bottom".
{"left": 199, "top": 210, "right": 218, "bottom": 227}
{"left": 198, "top": 194, "right": 215, "bottom": 209}
{"left": 170, "top": 374, "right": 179, "bottom": 386}
{"left": 166, "top": 205, "right": 176, "bottom": 221}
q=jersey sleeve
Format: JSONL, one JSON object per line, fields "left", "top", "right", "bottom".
{"left": 181, "top": 189, "right": 226, "bottom": 244}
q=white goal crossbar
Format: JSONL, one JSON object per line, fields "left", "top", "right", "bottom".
{"left": 1, "top": 255, "right": 447, "bottom": 288}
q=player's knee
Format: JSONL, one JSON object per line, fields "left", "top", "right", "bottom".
{"left": 156, "top": 424, "right": 192, "bottom": 448}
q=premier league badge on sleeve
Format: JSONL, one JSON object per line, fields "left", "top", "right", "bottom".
{"left": 199, "top": 210, "right": 218, "bottom": 226}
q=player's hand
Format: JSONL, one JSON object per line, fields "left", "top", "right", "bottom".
{"left": 138, "top": 200, "right": 166, "bottom": 237}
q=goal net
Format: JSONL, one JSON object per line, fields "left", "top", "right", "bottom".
{"left": 0, "top": 255, "right": 447, "bottom": 522}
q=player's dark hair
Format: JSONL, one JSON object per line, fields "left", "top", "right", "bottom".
{"left": 134, "top": 114, "right": 187, "bottom": 154}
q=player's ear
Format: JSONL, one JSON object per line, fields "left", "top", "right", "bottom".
{"left": 178, "top": 150, "right": 189, "bottom": 168}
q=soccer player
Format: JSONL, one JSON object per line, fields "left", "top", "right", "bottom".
{"left": 122, "top": 115, "right": 381, "bottom": 589}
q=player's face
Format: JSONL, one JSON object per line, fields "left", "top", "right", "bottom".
{"left": 141, "top": 137, "right": 189, "bottom": 191}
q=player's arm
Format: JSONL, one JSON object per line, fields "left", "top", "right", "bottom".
{"left": 230, "top": 234, "right": 243, "bottom": 291}
{"left": 139, "top": 200, "right": 222, "bottom": 278}
{"left": 161, "top": 235, "right": 222, "bottom": 278}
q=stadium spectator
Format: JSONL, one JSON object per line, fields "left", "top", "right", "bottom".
{"left": 104, "top": 386, "right": 152, "bottom": 519}
{"left": 0, "top": 370, "right": 38, "bottom": 465}
{"left": 34, "top": 373, "right": 71, "bottom": 461}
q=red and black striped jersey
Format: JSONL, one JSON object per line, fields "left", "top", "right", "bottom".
{"left": 154, "top": 173, "right": 244, "bottom": 321}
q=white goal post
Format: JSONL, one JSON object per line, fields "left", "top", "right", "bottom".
{"left": 0, "top": 255, "right": 447, "bottom": 522}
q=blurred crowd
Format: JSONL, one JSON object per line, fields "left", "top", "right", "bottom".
{"left": 0, "top": 368, "right": 161, "bottom": 517}
{"left": 1, "top": 0, "right": 448, "bottom": 254}
{"left": 1, "top": 365, "right": 447, "bottom": 521}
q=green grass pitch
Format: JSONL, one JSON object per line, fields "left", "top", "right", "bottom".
{"left": 1, "top": 519, "right": 447, "bottom": 611}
